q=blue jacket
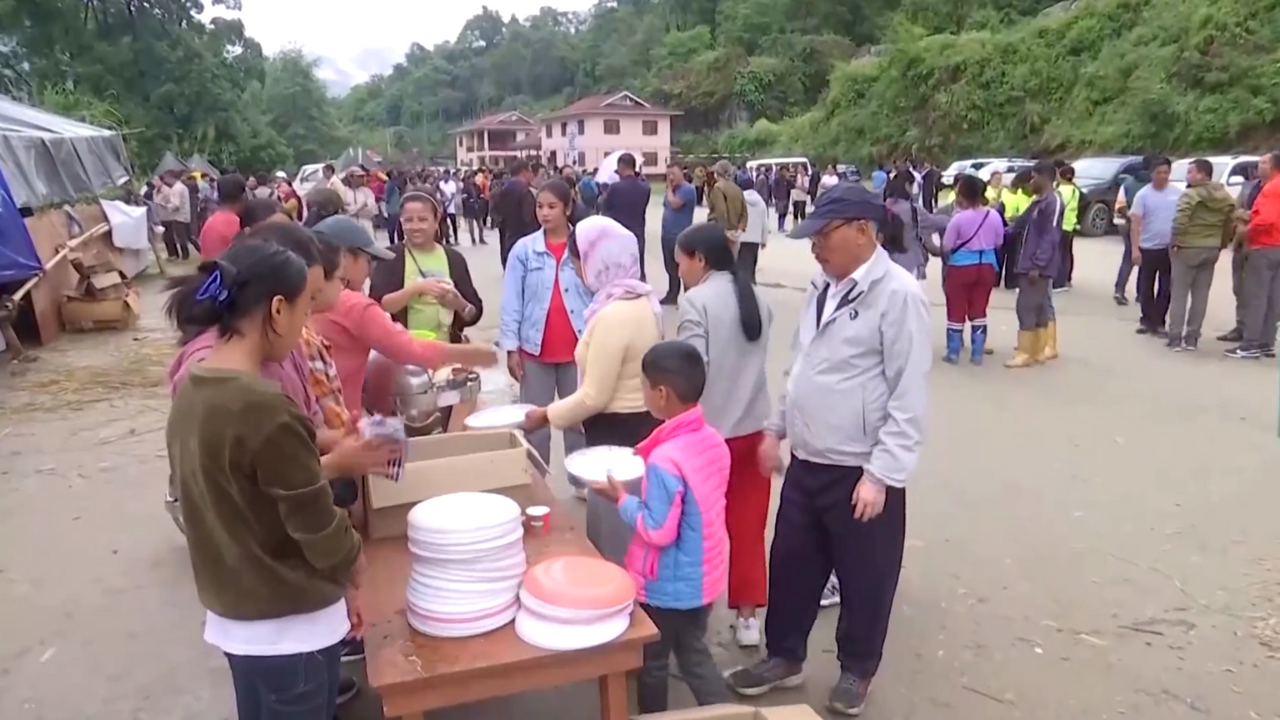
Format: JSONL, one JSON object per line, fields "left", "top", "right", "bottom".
{"left": 498, "top": 229, "right": 593, "bottom": 356}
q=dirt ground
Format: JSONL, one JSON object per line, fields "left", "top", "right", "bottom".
{"left": 1, "top": 201, "right": 1277, "bottom": 720}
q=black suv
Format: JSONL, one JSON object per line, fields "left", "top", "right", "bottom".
{"left": 1070, "top": 155, "right": 1145, "bottom": 236}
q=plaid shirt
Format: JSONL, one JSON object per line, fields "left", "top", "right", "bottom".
{"left": 301, "top": 324, "right": 350, "bottom": 431}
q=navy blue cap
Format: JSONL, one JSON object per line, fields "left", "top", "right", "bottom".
{"left": 788, "top": 182, "right": 889, "bottom": 239}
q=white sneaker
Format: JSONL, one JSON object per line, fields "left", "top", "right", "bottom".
{"left": 820, "top": 573, "right": 841, "bottom": 607}
{"left": 735, "top": 617, "right": 761, "bottom": 647}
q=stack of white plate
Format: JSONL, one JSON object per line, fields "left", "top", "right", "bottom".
{"left": 406, "top": 492, "right": 526, "bottom": 638}
{"left": 515, "top": 556, "right": 636, "bottom": 651}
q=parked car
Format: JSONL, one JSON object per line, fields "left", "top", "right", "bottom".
{"left": 941, "top": 157, "right": 1029, "bottom": 187}
{"left": 836, "top": 163, "right": 862, "bottom": 182}
{"left": 1169, "top": 155, "right": 1259, "bottom": 200}
{"left": 977, "top": 160, "right": 1033, "bottom": 184}
{"left": 294, "top": 162, "right": 328, "bottom": 197}
{"left": 1069, "top": 155, "right": 1145, "bottom": 236}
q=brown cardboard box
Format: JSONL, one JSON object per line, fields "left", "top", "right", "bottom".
{"left": 60, "top": 287, "right": 141, "bottom": 331}
{"left": 363, "top": 430, "right": 537, "bottom": 540}
{"left": 633, "top": 705, "right": 824, "bottom": 720}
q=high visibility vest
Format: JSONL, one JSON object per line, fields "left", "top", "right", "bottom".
{"left": 1003, "top": 189, "right": 1031, "bottom": 219}
{"left": 1056, "top": 182, "right": 1081, "bottom": 232}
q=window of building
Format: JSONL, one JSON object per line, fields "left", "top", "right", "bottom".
{"left": 458, "top": 136, "right": 464, "bottom": 148}
{"left": 577, "top": 151, "right": 586, "bottom": 166}
{"left": 642, "top": 120, "right": 659, "bottom": 136}
{"left": 603, "top": 119, "right": 621, "bottom": 135}
{"left": 560, "top": 122, "right": 567, "bottom": 137}
{"left": 544, "top": 124, "right": 552, "bottom": 139}
{"left": 642, "top": 152, "right": 659, "bottom": 169}
{"left": 576, "top": 119, "right": 585, "bottom": 135}
{"left": 548, "top": 150, "right": 558, "bottom": 168}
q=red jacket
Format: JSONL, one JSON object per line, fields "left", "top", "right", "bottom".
{"left": 1248, "top": 176, "right": 1280, "bottom": 249}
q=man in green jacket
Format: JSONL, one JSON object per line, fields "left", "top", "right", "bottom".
{"left": 1167, "top": 158, "right": 1236, "bottom": 350}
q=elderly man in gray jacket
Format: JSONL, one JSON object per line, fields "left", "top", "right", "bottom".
{"left": 726, "top": 183, "right": 932, "bottom": 717}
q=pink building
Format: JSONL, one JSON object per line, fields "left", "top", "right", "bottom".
{"left": 449, "top": 111, "right": 539, "bottom": 169}
{"left": 538, "top": 92, "right": 681, "bottom": 175}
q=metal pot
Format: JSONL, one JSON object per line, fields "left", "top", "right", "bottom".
{"left": 363, "top": 350, "right": 481, "bottom": 429}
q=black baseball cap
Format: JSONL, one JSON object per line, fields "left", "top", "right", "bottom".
{"left": 311, "top": 216, "right": 394, "bottom": 260}
{"left": 789, "top": 182, "right": 890, "bottom": 239}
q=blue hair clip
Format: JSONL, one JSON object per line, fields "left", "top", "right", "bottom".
{"left": 195, "top": 268, "right": 231, "bottom": 306}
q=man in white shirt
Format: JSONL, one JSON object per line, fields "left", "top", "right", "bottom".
{"left": 437, "top": 170, "right": 460, "bottom": 246}
{"left": 158, "top": 171, "right": 193, "bottom": 260}
{"left": 323, "top": 163, "right": 345, "bottom": 195}
{"left": 343, "top": 168, "right": 377, "bottom": 238}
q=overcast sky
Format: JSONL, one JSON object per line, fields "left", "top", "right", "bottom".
{"left": 209, "top": 0, "right": 598, "bottom": 93}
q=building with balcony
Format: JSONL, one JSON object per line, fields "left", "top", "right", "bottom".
{"left": 449, "top": 111, "right": 539, "bottom": 169}
{"left": 538, "top": 92, "right": 681, "bottom": 176}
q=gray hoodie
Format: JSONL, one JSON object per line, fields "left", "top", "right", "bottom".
{"left": 766, "top": 247, "right": 931, "bottom": 486}
{"left": 740, "top": 189, "right": 769, "bottom": 245}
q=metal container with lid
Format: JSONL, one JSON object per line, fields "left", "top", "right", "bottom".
{"left": 363, "top": 350, "right": 482, "bottom": 431}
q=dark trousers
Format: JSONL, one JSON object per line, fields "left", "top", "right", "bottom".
{"left": 445, "top": 213, "right": 459, "bottom": 245}
{"left": 634, "top": 230, "right": 648, "bottom": 282}
{"left": 765, "top": 457, "right": 905, "bottom": 679}
{"left": 695, "top": 185, "right": 705, "bottom": 206}
{"left": 776, "top": 207, "right": 788, "bottom": 232}
{"left": 1002, "top": 233, "right": 1023, "bottom": 289}
{"left": 583, "top": 411, "right": 662, "bottom": 564}
{"left": 1137, "top": 247, "right": 1172, "bottom": 329}
{"left": 1115, "top": 227, "right": 1136, "bottom": 296}
{"left": 1015, "top": 273, "right": 1052, "bottom": 330}
{"left": 162, "top": 220, "right": 193, "bottom": 259}
{"left": 226, "top": 643, "right": 342, "bottom": 720}
{"left": 736, "top": 242, "right": 760, "bottom": 285}
{"left": 582, "top": 410, "right": 661, "bottom": 448}
{"left": 386, "top": 214, "right": 402, "bottom": 244}
{"left": 637, "top": 604, "right": 729, "bottom": 713}
{"left": 792, "top": 200, "right": 807, "bottom": 222}
{"left": 661, "top": 234, "right": 680, "bottom": 300}
{"left": 1053, "top": 231, "right": 1075, "bottom": 288}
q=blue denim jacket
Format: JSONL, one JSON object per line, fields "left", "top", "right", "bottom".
{"left": 499, "top": 229, "right": 593, "bottom": 355}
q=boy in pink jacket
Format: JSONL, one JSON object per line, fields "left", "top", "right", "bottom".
{"left": 590, "top": 340, "right": 731, "bottom": 713}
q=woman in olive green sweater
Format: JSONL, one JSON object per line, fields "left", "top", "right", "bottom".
{"left": 166, "top": 239, "right": 381, "bottom": 720}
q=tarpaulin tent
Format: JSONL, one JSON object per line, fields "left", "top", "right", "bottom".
{"left": 151, "top": 150, "right": 187, "bottom": 178}
{"left": 185, "top": 154, "right": 220, "bottom": 178}
{"left": 0, "top": 95, "right": 133, "bottom": 210}
{"left": 0, "top": 163, "right": 42, "bottom": 284}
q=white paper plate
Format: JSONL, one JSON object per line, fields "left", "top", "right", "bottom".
{"left": 515, "top": 606, "right": 632, "bottom": 651}
{"left": 409, "top": 601, "right": 518, "bottom": 638}
{"left": 406, "top": 492, "right": 523, "bottom": 534}
{"left": 564, "top": 446, "right": 646, "bottom": 484}
{"left": 463, "top": 403, "right": 537, "bottom": 430}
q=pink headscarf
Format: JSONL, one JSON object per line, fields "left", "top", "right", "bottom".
{"left": 575, "top": 216, "right": 661, "bottom": 327}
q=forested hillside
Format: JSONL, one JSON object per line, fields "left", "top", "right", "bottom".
{"left": 1, "top": 0, "right": 1276, "bottom": 173}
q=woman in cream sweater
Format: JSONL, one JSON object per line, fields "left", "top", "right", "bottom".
{"left": 524, "top": 215, "right": 662, "bottom": 561}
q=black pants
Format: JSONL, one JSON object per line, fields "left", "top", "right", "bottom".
{"left": 661, "top": 234, "right": 680, "bottom": 301}
{"left": 792, "top": 200, "right": 807, "bottom": 222}
{"left": 637, "top": 604, "right": 728, "bottom": 713}
{"left": 226, "top": 642, "right": 342, "bottom": 720}
{"left": 695, "top": 185, "right": 705, "bottom": 206}
{"left": 764, "top": 457, "right": 905, "bottom": 679}
{"left": 582, "top": 410, "right": 661, "bottom": 448}
{"left": 445, "top": 213, "right": 459, "bottom": 245}
{"left": 163, "top": 220, "right": 193, "bottom": 259}
{"left": 1137, "top": 247, "right": 1172, "bottom": 329}
{"left": 736, "top": 242, "right": 760, "bottom": 285}
{"left": 386, "top": 214, "right": 402, "bottom": 244}
{"left": 1053, "top": 231, "right": 1075, "bottom": 289}
{"left": 633, "top": 230, "right": 647, "bottom": 282}
{"left": 1002, "top": 232, "right": 1023, "bottom": 289}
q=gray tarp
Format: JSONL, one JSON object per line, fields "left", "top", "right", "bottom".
{"left": 185, "top": 154, "right": 220, "bottom": 178}
{"left": 0, "top": 95, "right": 133, "bottom": 209}
{"left": 152, "top": 151, "right": 186, "bottom": 178}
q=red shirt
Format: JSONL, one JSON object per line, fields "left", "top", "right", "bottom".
{"left": 531, "top": 241, "right": 578, "bottom": 364}
{"left": 199, "top": 209, "right": 241, "bottom": 260}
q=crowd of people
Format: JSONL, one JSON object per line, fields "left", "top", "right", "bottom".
{"left": 161, "top": 143, "right": 938, "bottom": 719}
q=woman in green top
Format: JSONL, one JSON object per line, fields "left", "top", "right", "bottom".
{"left": 370, "top": 191, "right": 483, "bottom": 342}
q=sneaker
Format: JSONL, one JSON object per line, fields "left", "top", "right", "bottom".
{"left": 1153, "top": 327, "right": 1168, "bottom": 338}
{"left": 1165, "top": 335, "right": 1182, "bottom": 350}
{"left": 827, "top": 672, "right": 871, "bottom": 716}
{"left": 1113, "top": 293, "right": 1129, "bottom": 306}
{"left": 735, "top": 617, "right": 761, "bottom": 648}
{"left": 726, "top": 658, "right": 804, "bottom": 697}
{"left": 820, "top": 573, "right": 841, "bottom": 607}
{"left": 1051, "top": 286, "right": 1068, "bottom": 293}
{"left": 1224, "top": 344, "right": 1263, "bottom": 359}
{"left": 1135, "top": 325, "right": 1152, "bottom": 335}
{"left": 1266, "top": 346, "right": 1277, "bottom": 359}
{"left": 336, "top": 675, "right": 360, "bottom": 705}
{"left": 1217, "top": 328, "right": 1243, "bottom": 342}
{"left": 340, "top": 638, "right": 365, "bottom": 663}
{"left": 1175, "top": 338, "right": 1198, "bottom": 352}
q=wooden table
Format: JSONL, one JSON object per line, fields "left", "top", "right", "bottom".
{"left": 361, "top": 472, "right": 659, "bottom": 720}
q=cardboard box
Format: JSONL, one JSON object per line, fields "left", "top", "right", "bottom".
{"left": 363, "top": 430, "right": 537, "bottom": 540}
{"left": 634, "top": 705, "right": 824, "bottom": 720}
{"left": 60, "top": 287, "right": 141, "bottom": 332}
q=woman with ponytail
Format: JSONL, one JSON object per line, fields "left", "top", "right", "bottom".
{"left": 674, "top": 222, "right": 774, "bottom": 648}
